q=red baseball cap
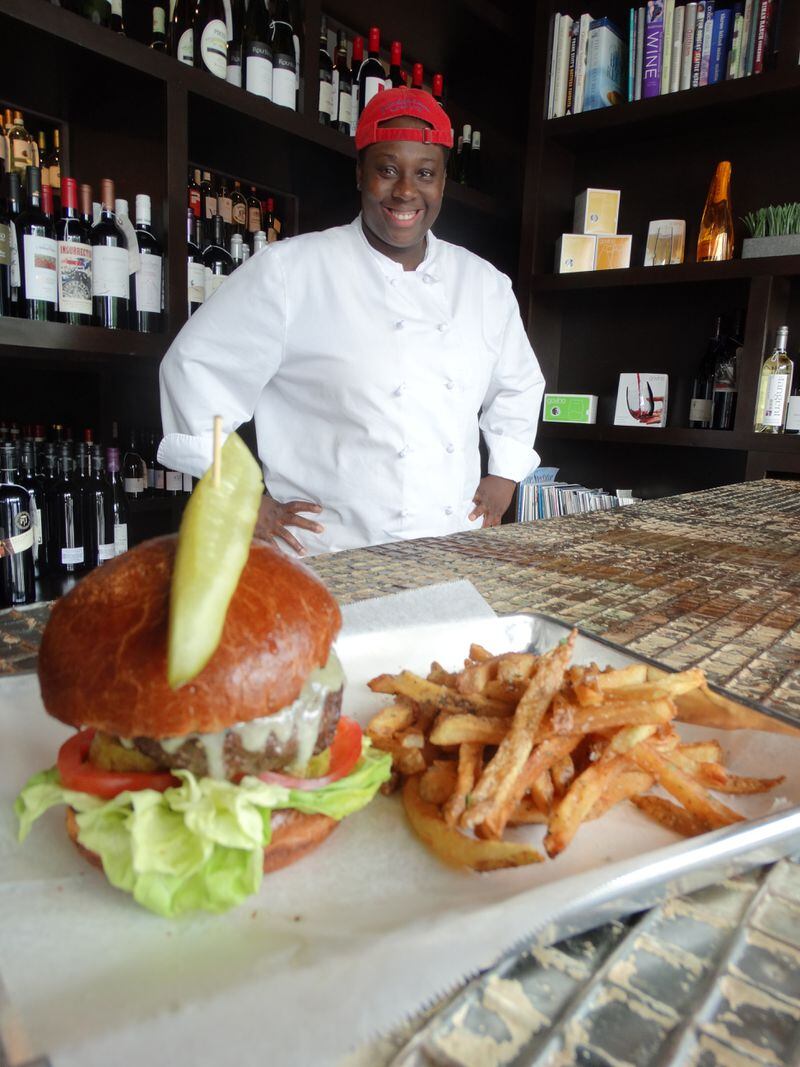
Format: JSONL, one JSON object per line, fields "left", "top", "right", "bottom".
{"left": 355, "top": 87, "right": 454, "bottom": 151}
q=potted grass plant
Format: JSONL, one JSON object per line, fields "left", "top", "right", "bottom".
{"left": 742, "top": 202, "right": 800, "bottom": 259}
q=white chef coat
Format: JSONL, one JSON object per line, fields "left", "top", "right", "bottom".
{"left": 159, "top": 216, "right": 545, "bottom": 556}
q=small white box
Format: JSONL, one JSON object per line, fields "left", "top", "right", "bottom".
{"left": 555, "top": 233, "right": 596, "bottom": 274}
{"left": 574, "top": 188, "right": 620, "bottom": 235}
{"left": 594, "top": 234, "right": 632, "bottom": 270}
{"left": 614, "top": 373, "right": 669, "bottom": 427}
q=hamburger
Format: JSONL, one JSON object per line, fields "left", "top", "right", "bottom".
{"left": 15, "top": 535, "right": 391, "bottom": 917}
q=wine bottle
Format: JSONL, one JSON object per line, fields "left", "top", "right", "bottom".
{"left": 17, "top": 440, "right": 44, "bottom": 572}
{"left": 432, "top": 72, "right": 444, "bottom": 104}
{"left": 243, "top": 0, "right": 273, "bottom": 99}
{"left": 350, "top": 35, "right": 364, "bottom": 124}
{"left": 333, "top": 30, "right": 353, "bottom": 135}
{"left": 81, "top": 0, "right": 111, "bottom": 27}
{"left": 230, "top": 232, "right": 244, "bottom": 269}
{"left": 150, "top": 3, "right": 167, "bottom": 51}
{"left": 7, "top": 112, "right": 36, "bottom": 181}
{"left": 318, "top": 16, "right": 334, "bottom": 125}
{"left": 359, "top": 27, "right": 386, "bottom": 116}
{"left": 688, "top": 316, "right": 723, "bottom": 429}
{"left": 754, "top": 326, "right": 793, "bottom": 433}
{"left": 246, "top": 186, "right": 262, "bottom": 234}
{"left": 468, "top": 130, "right": 481, "bottom": 188}
{"left": 187, "top": 209, "right": 205, "bottom": 315}
{"left": 104, "top": 446, "right": 129, "bottom": 555}
{"left": 231, "top": 180, "right": 247, "bottom": 234}
{"left": 6, "top": 172, "right": 21, "bottom": 314}
{"left": 188, "top": 167, "right": 201, "bottom": 218}
{"left": 389, "top": 42, "right": 405, "bottom": 88}
{"left": 91, "top": 178, "right": 129, "bottom": 329}
{"left": 133, "top": 194, "right": 163, "bottom": 334}
{"left": 253, "top": 229, "right": 267, "bottom": 253}
{"left": 56, "top": 176, "right": 93, "bottom": 326}
{"left": 411, "top": 62, "right": 423, "bottom": 90}
{"left": 16, "top": 166, "right": 58, "bottom": 322}
{"left": 170, "top": 0, "right": 195, "bottom": 65}
{"left": 264, "top": 197, "right": 279, "bottom": 241}
{"left": 784, "top": 381, "right": 800, "bottom": 435}
{"left": 458, "top": 125, "right": 472, "bottom": 184}
{"left": 38, "top": 133, "right": 49, "bottom": 185}
{"left": 110, "top": 0, "right": 125, "bottom": 34}
{"left": 194, "top": 0, "right": 228, "bottom": 79}
{"left": 200, "top": 170, "right": 216, "bottom": 226}
{"left": 203, "top": 214, "right": 232, "bottom": 296}
{"left": 711, "top": 310, "right": 743, "bottom": 430}
{"left": 122, "top": 430, "right": 146, "bottom": 497}
{"left": 697, "top": 161, "right": 734, "bottom": 262}
{"left": 0, "top": 443, "right": 36, "bottom": 606}
{"left": 44, "top": 444, "right": 87, "bottom": 577}
{"left": 226, "top": 0, "right": 244, "bottom": 86}
{"left": 79, "top": 182, "right": 93, "bottom": 226}
{"left": 217, "top": 176, "right": 232, "bottom": 240}
{"left": 270, "top": 0, "right": 298, "bottom": 111}
{"left": 0, "top": 172, "right": 12, "bottom": 318}
{"left": 83, "top": 444, "right": 116, "bottom": 567}
{"left": 48, "top": 129, "right": 62, "bottom": 197}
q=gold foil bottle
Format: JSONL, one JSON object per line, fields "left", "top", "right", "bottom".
{"left": 697, "top": 161, "right": 734, "bottom": 262}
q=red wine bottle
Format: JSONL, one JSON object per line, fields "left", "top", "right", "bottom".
{"left": 389, "top": 41, "right": 405, "bottom": 87}
{"left": 105, "top": 446, "right": 129, "bottom": 555}
{"left": 56, "top": 176, "right": 93, "bottom": 326}
{"left": 358, "top": 27, "right": 385, "bottom": 115}
{"left": 90, "top": 178, "right": 129, "bottom": 329}
{"left": 432, "top": 72, "right": 444, "bottom": 104}
{"left": 689, "top": 316, "right": 724, "bottom": 429}
{"left": 411, "top": 62, "right": 424, "bottom": 90}
{"left": 350, "top": 35, "right": 364, "bottom": 121}
{"left": 333, "top": 30, "right": 353, "bottom": 135}
{"left": 0, "top": 170, "right": 13, "bottom": 318}
{"left": 318, "top": 16, "right": 334, "bottom": 124}
{"left": 133, "top": 194, "right": 163, "bottom": 334}
{"left": 44, "top": 444, "right": 87, "bottom": 577}
{"left": 0, "top": 443, "right": 36, "bottom": 606}
{"left": 203, "top": 214, "right": 232, "bottom": 296}
{"left": 16, "top": 166, "right": 57, "bottom": 322}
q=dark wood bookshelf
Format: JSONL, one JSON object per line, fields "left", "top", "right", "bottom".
{"left": 0, "top": 319, "right": 170, "bottom": 360}
{"left": 522, "top": 0, "right": 800, "bottom": 499}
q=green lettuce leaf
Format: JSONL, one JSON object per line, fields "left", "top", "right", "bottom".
{"left": 14, "top": 742, "right": 391, "bottom": 918}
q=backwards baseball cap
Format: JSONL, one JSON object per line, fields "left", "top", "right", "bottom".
{"left": 355, "top": 87, "right": 454, "bottom": 151}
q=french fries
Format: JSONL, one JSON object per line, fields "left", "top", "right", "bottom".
{"left": 366, "top": 638, "right": 784, "bottom": 873}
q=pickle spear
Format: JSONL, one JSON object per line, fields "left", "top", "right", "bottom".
{"left": 167, "top": 431, "right": 264, "bottom": 689}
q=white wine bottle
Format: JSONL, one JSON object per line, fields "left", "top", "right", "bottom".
{"left": 754, "top": 326, "right": 794, "bottom": 433}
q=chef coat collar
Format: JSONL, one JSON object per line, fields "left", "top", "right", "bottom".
{"left": 352, "top": 215, "right": 440, "bottom": 282}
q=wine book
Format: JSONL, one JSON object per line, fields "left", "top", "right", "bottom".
{"left": 584, "top": 17, "right": 626, "bottom": 111}
{"left": 614, "top": 373, "right": 669, "bottom": 427}
{"left": 642, "top": 1, "right": 664, "bottom": 99}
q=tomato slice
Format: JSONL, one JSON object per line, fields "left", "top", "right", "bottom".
{"left": 57, "top": 729, "right": 179, "bottom": 799}
{"left": 257, "top": 717, "right": 363, "bottom": 791}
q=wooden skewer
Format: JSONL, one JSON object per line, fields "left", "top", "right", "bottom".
{"left": 212, "top": 415, "right": 222, "bottom": 488}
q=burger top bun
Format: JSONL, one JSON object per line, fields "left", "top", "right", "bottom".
{"left": 39, "top": 536, "right": 342, "bottom": 739}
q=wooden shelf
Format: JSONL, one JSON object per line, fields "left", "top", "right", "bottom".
{"left": 537, "top": 422, "right": 800, "bottom": 455}
{"left": 0, "top": 319, "right": 170, "bottom": 361}
{"left": 531, "top": 257, "right": 800, "bottom": 293}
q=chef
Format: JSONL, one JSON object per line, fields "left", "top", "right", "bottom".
{"left": 159, "top": 87, "right": 545, "bottom": 556}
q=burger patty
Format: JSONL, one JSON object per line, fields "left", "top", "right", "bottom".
{"left": 130, "top": 686, "right": 343, "bottom": 780}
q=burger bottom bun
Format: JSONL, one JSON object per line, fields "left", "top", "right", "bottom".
{"left": 66, "top": 807, "right": 337, "bottom": 878}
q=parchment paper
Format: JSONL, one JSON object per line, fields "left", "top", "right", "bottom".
{"left": 0, "top": 581, "right": 798, "bottom": 1067}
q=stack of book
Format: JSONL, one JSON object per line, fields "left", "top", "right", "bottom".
{"left": 546, "top": 13, "right": 626, "bottom": 118}
{"left": 517, "top": 470, "right": 638, "bottom": 523}
{"left": 629, "top": 0, "right": 780, "bottom": 101}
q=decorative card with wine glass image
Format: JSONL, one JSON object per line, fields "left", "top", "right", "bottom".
{"left": 614, "top": 373, "right": 669, "bottom": 427}
{"left": 644, "top": 220, "right": 685, "bottom": 266}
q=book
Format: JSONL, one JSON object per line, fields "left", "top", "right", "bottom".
{"left": 614, "top": 372, "right": 669, "bottom": 427}
{"left": 634, "top": 5, "right": 646, "bottom": 99}
{"left": 573, "top": 13, "right": 594, "bottom": 113}
{"left": 727, "top": 9, "right": 744, "bottom": 78}
{"left": 661, "top": 0, "right": 676, "bottom": 93}
{"left": 743, "top": 0, "right": 758, "bottom": 74}
{"left": 753, "top": 0, "right": 774, "bottom": 74}
{"left": 552, "top": 14, "right": 574, "bottom": 118}
{"left": 583, "top": 17, "right": 626, "bottom": 111}
{"left": 709, "top": 8, "right": 732, "bottom": 83}
{"left": 642, "top": 1, "right": 664, "bottom": 99}
{"left": 628, "top": 8, "right": 638, "bottom": 101}
{"left": 698, "top": 0, "right": 716, "bottom": 85}
{"left": 670, "top": 5, "right": 685, "bottom": 91}
{"left": 691, "top": 0, "right": 707, "bottom": 86}
{"left": 565, "top": 22, "right": 579, "bottom": 114}
{"left": 546, "top": 11, "right": 560, "bottom": 118}
{"left": 681, "top": 2, "right": 698, "bottom": 88}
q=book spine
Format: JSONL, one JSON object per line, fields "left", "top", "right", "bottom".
{"left": 681, "top": 3, "right": 698, "bottom": 88}
{"left": 565, "top": 23, "right": 579, "bottom": 114}
{"left": 709, "top": 9, "right": 732, "bottom": 83}
{"left": 753, "top": 0, "right": 773, "bottom": 74}
{"left": 573, "top": 14, "right": 592, "bottom": 113}
{"left": 726, "top": 9, "right": 742, "bottom": 78}
{"left": 634, "top": 5, "right": 645, "bottom": 99}
{"left": 628, "top": 7, "right": 637, "bottom": 101}
{"left": 546, "top": 10, "right": 560, "bottom": 119}
{"left": 552, "top": 15, "right": 574, "bottom": 118}
{"left": 699, "top": 0, "right": 716, "bottom": 85}
{"left": 691, "top": 1, "right": 707, "bottom": 86}
{"left": 642, "top": 6, "right": 664, "bottom": 99}
{"left": 743, "top": 0, "right": 758, "bottom": 74}
{"left": 670, "top": 6, "right": 685, "bottom": 91}
{"left": 661, "top": 0, "right": 676, "bottom": 92}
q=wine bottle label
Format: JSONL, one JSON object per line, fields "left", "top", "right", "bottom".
{"left": 11, "top": 139, "right": 33, "bottom": 175}
{"left": 207, "top": 272, "right": 226, "bottom": 297}
{"left": 124, "top": 477, "right": 145, "bottom": 494}
{"left": 30, "top": 502, "right": 42, "bottom": 547}
{"left": 154, "top": 468, "right": 165, "bottom": 490}
{"left": 98, "top": 543, "right": 116, "bottom": 563}
{"left": 689, "top": 398, "right": 712, "bottom": 423}
{"left": 61, "top": 546, "right": 85, "bottom": 565}
{"left": 23, "top": 234, "right": 58, "bottom": 304}
{"left": 166, "top": 470, "right": 183, "bottom": 492}
{"left": 201, "top": 19, "right": 228, "bottom": 78}
{"left": 92, "top": 244, "right": 128, "bottom": 299}
{"left": 785, "top": 396, "right": 800, "bottom": 433}
{"left": 247, "top": 206, "right": 261, "bottom": 232}
{"left": 182, "top": 471, "right": 193, "bottom": 492}
{"left": 135, "top": 253, "right": 163, "bottom": 314}
{"left": 111, "top": 0, "right": 122, "bottom": 14}
{"left": 50, "top": 164, "right": 62, "bottom": 191}
{"left": 1, "top": 525, "right": 34, "bottom": 556}
{"left": 0, "top": 224, "right": 10, "bottom": 268}
{"left": 227, "top": 59, "right": 243, "bottom": 88}
{"left": 319, "top": 79, "right": 333, "bottom": 117}
{"left": 114, "top": 523, "right": 128, "bottom": 554}
{"left": 57, "top": 241, "right": 92, "bottom": 316}
{"left": 272, "top": 55, "right": 297, "bottom": 109}
{"left": 218, "top": 195, "right": 232, "bottom": 224}
{"left": 232, "top": 201, "right": 246, "bottom": 226}
{"left": 763, "top": 376, "right": 789, "bottom": 426}
{"left": 362, "top": 75, "right": 384, "bottom": 111}
{"left": 337, "top": 85, "right": 353, "bottom": 128}
{"left": 9, "top": 224, "right": 20, "bottom": 288}
{"left": 189, "top": 189, "right": 201, "bottom": 216}
{"left": 146, "top": 464, "right": 155, "bottom": 490}
{"left": 188, "top": 261, "right": 206, "bottom": 305}
{"left": 246, "top": 44, "right": 274, "bottom": 99}
{"left": 178, "top": 28, "right": 194, "bottom": 65}
{"left": 153, "top": 7, "right": 166, "bottom": 34}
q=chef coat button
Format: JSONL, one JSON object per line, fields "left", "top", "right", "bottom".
{"left": 446, "top": 443, "right": 455, "bottom": 454}
{"left": 401, "top": 508, "right": 411, "bottom": 518}
{"left": 394, "top": 320, "right": 405, "bottom": 330}
{"left": 444, "top": 506, "right": 453, "bottom": 515}
{"left": 423, "top": 274, "right": 435, "bottom": 284}
{"left": 394, "top": 382, "right": 406, "bottom": 397}
{"left": 398, "top": 447, "right": 408, "bottom": 458}
{"left": 438, "top": 322, "right": 449, "bottom": 332}
{"left": 445, "top": 380, "right": 455, "bottom": 390}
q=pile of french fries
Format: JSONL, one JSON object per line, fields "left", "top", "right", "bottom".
{"left": 366, "top": 632, "right": 785, "bottom": 871}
